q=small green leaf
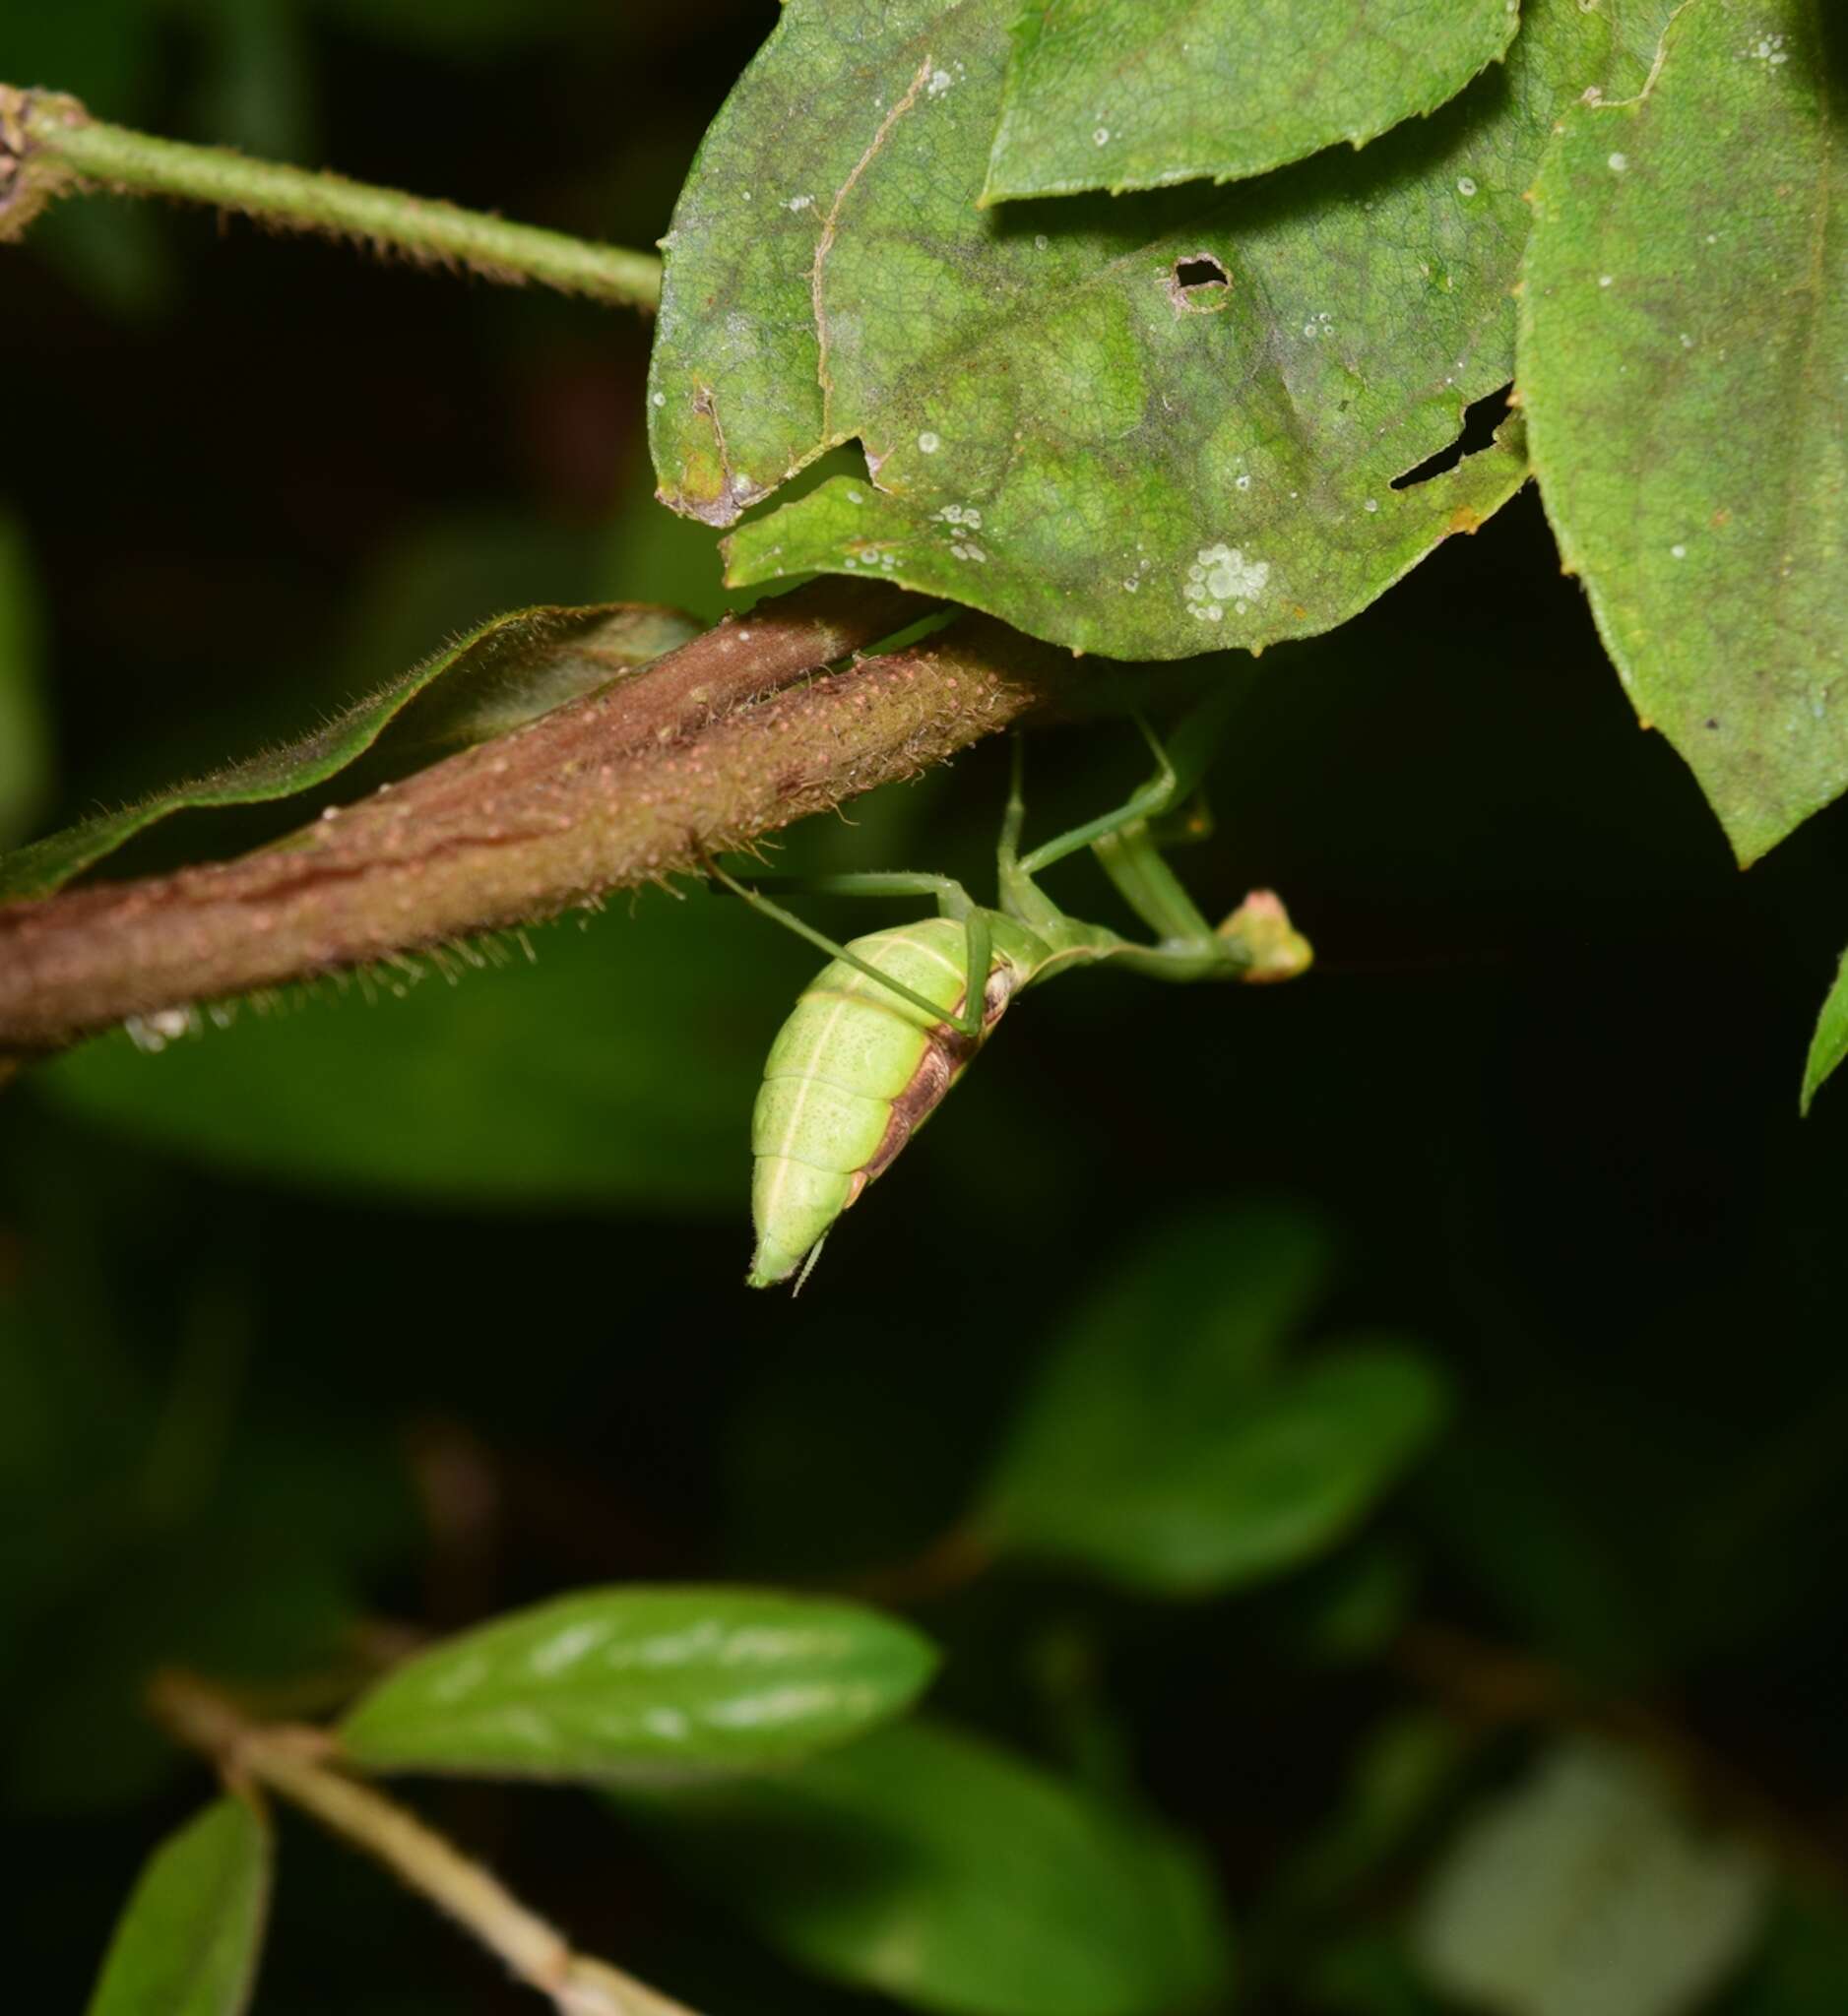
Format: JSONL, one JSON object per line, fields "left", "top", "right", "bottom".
{"left": 656, "top": 0, "right": 1672, "bottom": 659}
{"left": 0, "top": 602, "right": 696, "bottom": 903}
{"left": 40, "top": 887, "right": 810, "bottom": 1213}
{"left": 616, "top": 1718, "right": 1231, "bottom": 2016}
{"left": 338, "top": 1586, "right": 937, "bottom": 1782}
{"left": 85, "top": 1796, "right": 272, "bottom": 2016}
{"left": 1518, "top": 0, "right": 1847, "bottom": 863}
{"left": 1411, "top": 1739, "right": 1770, "bottom": 2016}
{"left": 0, "top": 509, "right": 53, "bottom": 848}
{"left": 978, "top": 1206, "right": 1448, "bottom": 1594}
{"left": 1802, "top": 948, "right": 1848, "bottom": 1114}
{"left": 984, "top": 0, "right": 1522, "bottom": 204}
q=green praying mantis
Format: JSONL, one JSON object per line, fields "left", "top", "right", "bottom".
{"left": 708, "top": 691, "right": 1312, "bottom": 1291}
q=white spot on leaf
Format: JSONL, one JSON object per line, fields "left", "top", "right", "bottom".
{"left": 1185, "top": 542, "right": 1269, "bottom": 622}
{"left": 530, "top": 1620, "right": 610, "bottom": 1676}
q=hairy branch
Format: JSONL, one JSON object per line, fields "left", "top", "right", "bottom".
{"left": 0, "top": 584, "right": 1086, "bottom": 1053}
{"left": 0, "top": 87, "right": 662, "bottom": 310}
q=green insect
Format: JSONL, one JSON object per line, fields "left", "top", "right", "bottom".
{"left": 709, "top": 696, "right": 1312, "bottom": 1291}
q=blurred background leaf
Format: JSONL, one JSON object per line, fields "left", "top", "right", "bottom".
{"left": 39, "top": 887, "right": 810, "bottom": 1213}
{"left": 613, "top": 1718, "right": 1232, "bottom": 2016}
{"left": 1724, "top": 1889, "right": 1848, "bottom": 2013}
{"left": 978, "top": 1207, "right": 1450, "bottom": 1594}
{"left": 0, "top": 508, "right": 54, "bottom": 848}
{"left": 85, "top": 1795, "right": 271, "bottom": 2016}
{"left": 1410, "top": 1739, "right": 1770, "bottom": 2016}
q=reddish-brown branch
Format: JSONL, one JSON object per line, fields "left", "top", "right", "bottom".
{"left": 0, "top": 589, "right": 1085, "bottom": 1053}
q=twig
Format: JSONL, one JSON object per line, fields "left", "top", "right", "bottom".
{"left": 151, "top": 1670, "right": 697, "bottom": 2016}
{"left": 0, "top": 87, "right": 661, "bottom": 311}
{"left": 0, "top": 585, "right": 1092, "bottom": 1053}
{"left": 833, "top": 1524, "right": 995, "bottom": 1607}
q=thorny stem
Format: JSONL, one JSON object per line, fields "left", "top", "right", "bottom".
{"left": 151, "top": 1670, "right": 698, "bottom": 2016}
{"left": 0, "top": 584, "right": 1095, "bottom": 1054}
{"left": 0, "top": 87, "right": 662, "bottom": 311}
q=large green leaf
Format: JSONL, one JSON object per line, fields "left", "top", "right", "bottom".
{"left": 1411, "top": 1739, "right": 1770, "bottom": 2016}
{"left": 653, "top": 0, "right": 1673, "bottom": 660}
{"left": 616, "top": 1718, "right": 1231, "bottom": 2016}
{"left": 977, "top": 1206, "right": 1449, "bottom": 1594}
{"left": 0, "top": 508, "right": 53, "bottom": 848}
{"left": 1518, "top": 0, "right": 1846, "bottom": 863}
{"left": 40, "top": 886, "right": 809, "bottom": 1214}
{"left": 1801, "top": 947, "right": 1848, "bottom": 1114}
{"left": 0, "top": 602, "right": 696, "bottom": 903}
{"left": 339, "top": 1586, "right": 936, "bottom": 1782}
{"left": 983, "top": 0, "right": 1522, "bottom": 204}
{"left": 85, "top": 1796, "right": 271, "bottom": 2016}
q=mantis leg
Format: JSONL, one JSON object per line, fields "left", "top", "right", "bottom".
{"left": 1011, "top": 711, "right": 1181, "bottom": 880}
{"left": 1000, "top": 710, "right": 1222, "bottom": 949}
{"left": 993, "top": 691, "right": 1306, "bottom": 984}
{"left": 703, "top": 858, "right": 992, "bottom": 1040}
{"left": 1146, "top": 790, "right": 1215, "bottom": 850}
{"left": 1090, "top": 825, "right": 1221, "bottom": 950}
{"left": 1009, "top": 684, "right": 1243, "bottom": 877}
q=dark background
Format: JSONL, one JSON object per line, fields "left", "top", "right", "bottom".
{"left": 4, "top": 3, "right": 1847, "bottom": 2010}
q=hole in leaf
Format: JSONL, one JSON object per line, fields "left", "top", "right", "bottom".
{"left": 1389, "top": 381, "right": 1513, "bottom": 488}
{"left": 1177, "top": 254, "right": 1233, "bottom": 308}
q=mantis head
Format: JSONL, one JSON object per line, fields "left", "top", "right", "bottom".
{"left": 1219, "top": 890, "right": 1313, "bottom": 983}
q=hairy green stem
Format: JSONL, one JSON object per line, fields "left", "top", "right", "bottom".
{"left": 0, "top": 585, "right": 1088, "bottom": 1053}
{"left": 0, "top": 87, "right": 661, "bottom": 310}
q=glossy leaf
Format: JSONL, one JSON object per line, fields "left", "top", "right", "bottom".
{"left": 0, "top": 602, "right": 696, "bottom": 903}
{"left": 978, "top": 1207, "right": 1448, "bottom": 1594}
{"left": 654, "top": 0, "right": 1674, "bottom": 660}
{"left": 41, "top": 886, "right": 810, "bottom": 1213}
{"left": 85, "top": 1796, "right": 271, "bottom": 2016}
{"left": 1518, "top": 0, "right": 1846, "bottom": 863}
{"left": 1802, "top": 949, "right": 1848, "bottom": 1114}
{"left": 616, "top": 1718, "right": 1231, "bottom": 2016}
{"left": 0, "top": 508, "right": 53, "bottom": 848}
{"left": 984, "top": 0, "right": 1521, "bottom": 203}
{"left": 339, "top": 1586, "right": 937, "bottom": 1782}
{"left": 1412, "top": 1739, "right": 1770, "bottom": 2016}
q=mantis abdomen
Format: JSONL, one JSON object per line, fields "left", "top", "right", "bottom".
{"left": 749, "top": 915, "right": 1025, "bottom": 1288}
